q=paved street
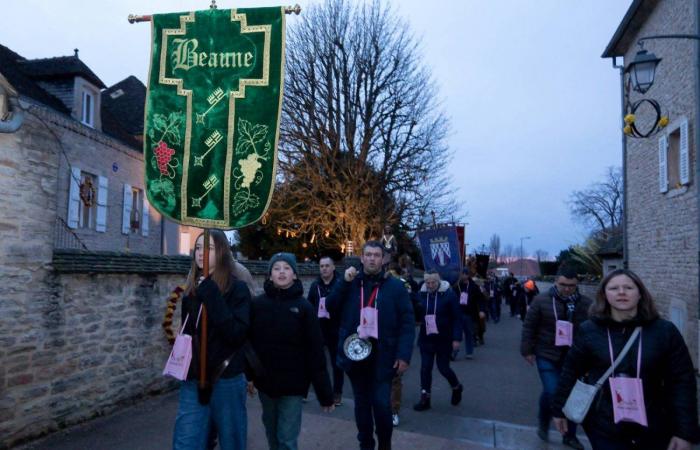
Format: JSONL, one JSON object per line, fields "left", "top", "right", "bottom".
{"left": 20, "top": 291, "right": 595, "bottom": 450}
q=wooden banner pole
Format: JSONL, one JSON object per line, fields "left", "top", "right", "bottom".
{"left": 200, "top": 228, "right": 210, "bottom": 390}
{"left": 128, "top": 4, "right": 301, "bottom": 23}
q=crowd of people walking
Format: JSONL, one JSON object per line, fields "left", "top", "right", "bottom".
{"left": 166, "top": 229, "right": 700, "bottom": 450}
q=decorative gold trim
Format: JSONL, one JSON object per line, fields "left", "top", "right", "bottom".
{"left": 256, "top": 7, "right": 285, "bottom": 225}
{"left": 128, "top": 5, "right": 300, "bottom": 23}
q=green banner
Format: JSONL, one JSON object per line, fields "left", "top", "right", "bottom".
{"left": 143, "top": 7, "right": 285, "bottom": 229}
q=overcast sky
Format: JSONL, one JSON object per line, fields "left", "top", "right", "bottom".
{"left": 2, "top": 0, "right": 632, "bottom": 258}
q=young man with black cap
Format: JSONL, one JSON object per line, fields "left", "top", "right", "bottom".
{"left": 248, "top": 252, "right": 334, "bottom": 450}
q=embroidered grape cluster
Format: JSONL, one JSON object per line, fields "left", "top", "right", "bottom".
{"left": 154, "top": 141, "right": 175, "bottom": 176}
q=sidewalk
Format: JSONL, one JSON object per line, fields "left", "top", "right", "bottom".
{"left": 17, "top": 388, "right": 592, "bottom": 450}
{"left": 17, "top": 392, "right": 490, "bottom": 450}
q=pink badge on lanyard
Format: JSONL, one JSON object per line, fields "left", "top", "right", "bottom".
{"left": 163, "top": 305, "right": 203, "bottom": 380}
{"left": 358, "top": 282, "right": 379, "bottom": 339}
{"left": 317, "top": 286, "right": 330, "bottom": 319}
{"left": 459, "top": 283, "right": 469, "bottom": 305}
{"left": 425, "top": 292, "right": 439, "bottom": 335}
{"left": 553, "top": 298, "right": 573, "bottom": 347}
{"left": 608, "top": 329, "right": 648, "bottom": 427}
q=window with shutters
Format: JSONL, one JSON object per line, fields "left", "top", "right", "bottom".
{"left": 667, "top": 128, "right": 681, "bottom": 188}
{"left": 130, "top": 188, "right": 142, "bottom": 233}
{"left": 78, "top": 171, "right": 97, "bottom": 229}
{"left": 659, "top": 117, "right": 690, "bottom": 193}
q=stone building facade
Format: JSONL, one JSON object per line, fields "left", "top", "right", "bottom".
{"left": 604, "top": 0, "right": 700, "bottom": 363}
{"left": 0, "top": 41, "right": 339, "bottom": 448}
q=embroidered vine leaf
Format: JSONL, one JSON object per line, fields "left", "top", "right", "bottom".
{"left": 149, "top": 178, "right": 176, "bottom": 213}
{"left": 231, "top": 189, "right": 260, "bottom": 215}
{"left": 235, "top": 119, "right": 268, "bottom": 156}
{"left": 151, "top": 112, "right": 184, "bottom": 146}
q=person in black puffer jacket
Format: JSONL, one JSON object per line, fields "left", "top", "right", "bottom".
{"left": 248, "top": 253, "right": 334, "bottom": 450}
{"left": 173, "top": 230, "right": 251, "bottom": 450}
{"left": 307, "top": 256, "right": 344, "bottom": 405}
{"left": 552, "top": 269, "right": 700, "bottom": 450}
{"left": 452, "top": 271, "right": 484, "bottom": 359}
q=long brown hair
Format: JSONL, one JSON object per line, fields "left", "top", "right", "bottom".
{"left": 185, "top": 229, "right": 234, "bottom": 296}
{"left": 590, "top": 269, "right": 659, "bottom": 321}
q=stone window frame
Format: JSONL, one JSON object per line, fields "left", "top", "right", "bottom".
{"left": 80, "top": 90, "right": 95, "bottom": 128}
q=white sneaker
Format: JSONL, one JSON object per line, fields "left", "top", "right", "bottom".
{"left": 392, "top": 414, "right": 400, "bottom": 427}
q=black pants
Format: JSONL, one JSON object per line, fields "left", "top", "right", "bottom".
{"left": 585, "top": 427, "right": 670, "bottom": 450}
{"left": 518, "top": 296, "right": 527, "bottom": 320}
{"left": 327, "top": 339, "right": 344, "bottom": 395}
{"left": 348, "top": 370, "right": 393, "bottom": 450}
{"left": 419, "top": 340, "right": 459, "bottom": 392}
{"left": 321, "top": 324, "right": 344, "bottom": 395}
{"left": 509, "top": 296, "right": 518, "bottom": 316}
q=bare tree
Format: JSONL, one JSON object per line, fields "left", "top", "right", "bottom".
{"left": 268, "top": 0, "right": 458, "bottom": 249}
{"left": 534, "top": 249, "right": 549, "bottom": 262}
{"left": 569, "top": 166, "right": 622, "bottom": 237}
{"left": 502, "top": 243, "right": 515, "bottom": 264}
{"left": 489, "top": 233, "right": 501, "bottom": 264}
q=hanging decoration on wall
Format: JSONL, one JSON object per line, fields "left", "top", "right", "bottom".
{"left": 622, "top": 77, "right": 669, "bottom": 139}
{"left": 79, "top": 178, "right": 96, "bottom": 207}
{"left": 623, "top": 98, "right": 669, "bottom": 138}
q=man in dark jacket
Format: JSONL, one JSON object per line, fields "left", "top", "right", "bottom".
{"left": 453, "top": 271, "right": 484, "bottom": 359}
{"left": 502, "top": 272, "right": 518, "bottom": 317}
{"left": 307, "top": 256, "right": 344, "bottom": 405}
{"left": 327, "top": 241, "right": 415, "bottom": 450}
{"left": 413, "top": 271, "right": 463, "bottom": 411}
{"left": 485, "top": 273, "right": 502, "bottom": 323}
{"left": 520, "top": 266, "right": 591, "bottom": 450}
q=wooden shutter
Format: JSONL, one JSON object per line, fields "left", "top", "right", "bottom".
{"left": 659, "top": 134, "right": 668, "bottom": 193}
{"left": 679, "top": 118, "right": 690, "bottom": 185}
{"left": 96, "top": 176, "right": 108, "bottom": 232}
{"left": 67, "top": 167, "right": 81, "bottom": 229}
{"left": 141, "top": 193, "right": 150, "bottom": 237}
{"left": 122, "top": 184, "right": 132, "bottom": 234}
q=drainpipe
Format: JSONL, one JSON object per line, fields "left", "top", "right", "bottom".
{"left": 613, "top": 56, "right": 628, "bottom": 269}
{"left": 695, "top": 0, "right": 700, "bottom": 361}
{"left": 0, "top": 85, "right": 25, "bottom": 133}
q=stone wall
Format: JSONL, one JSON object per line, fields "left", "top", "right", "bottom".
{"left": 0, "top": 272, "right": 184, "bottom": 448}
{"left": 621, "top": 0, "right": 699, "bottom": 363}
{"left": 0, "top": 252, "right": 321, "bottom": 448}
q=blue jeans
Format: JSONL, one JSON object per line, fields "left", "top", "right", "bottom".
{"left": 258, "top": 392, "right": 303, "bottom": 450}
{"left": 173, "top": 375, "right": 247, "bottom": 450}
{"left": 459, "top": 314, "right": 475, "bottom": 355}
{"left": 535, "top": 357, "right": 576, "bottom": 438}
{"left": 348, "top": 371, "right": 393, "bottom": 450}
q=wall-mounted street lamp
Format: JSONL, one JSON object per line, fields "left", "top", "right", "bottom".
{"left": 628, "top": 34, "right": 700, "bottom": 94}
{"left": 626, "top": 48, "right": 662, "bottom": 94}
